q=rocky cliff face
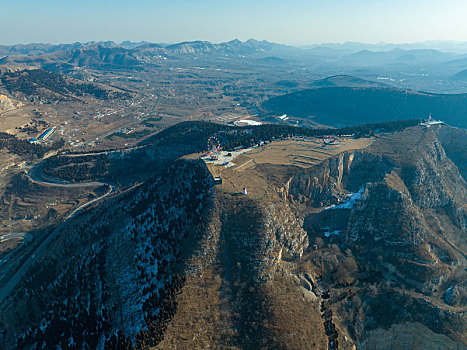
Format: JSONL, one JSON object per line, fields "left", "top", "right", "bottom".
{"left": 282, "top": 151, "right": 393, "bottom": 207}
{"left": 282, "top": 127, "right": 467, "bottom": 347}
{"left": 287, "top": 132, "right": 465, "bottom": 274}
{"left": 346, "top": 177, "right": 428, "bottom": 246}
{"left": 436, "top": 125, "right": 467, "bottom": 181}
{"left": 218, "top": 192, "right": 309, "bottom": 283}
{"left": 2, "top": 126, "right": 465, "bottom": 349}
{"left": 262, "top": 201, "right": 309, "bottom": 260}
{"left": 400, "top": 136, "right": 467, "bottom": 212}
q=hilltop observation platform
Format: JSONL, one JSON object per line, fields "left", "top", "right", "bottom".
{"left": 201, "top": 145, "right": 258, "bottom": 182}
{"left": 419, "top": 117, "right": 444, "bottom": 128}
{"left": 201, "top": 145, "right": 257, "bottom": 168}
{"left": 199, "top": 135, "right": 375, "bottom": 186}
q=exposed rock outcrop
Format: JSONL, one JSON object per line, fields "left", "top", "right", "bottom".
{"left": 262, "top": 201, "right": 309, "bottom": 260}
{"left": 290, "top": 127, "right": 466, "bottom": 346}
{"left": 0, "top": 94, "right": 17, "bottom": 113}
{"left": 282, "top": 151, "right": 393, "bottom": 207}
{"left": 436, "top": 125, "right": 467, "bottom": 181}
{"left": 360, "top": 322, "right": 467, "bottom": 350}
{"left": 400, "top": 137, "right": 467, "bottom": 211}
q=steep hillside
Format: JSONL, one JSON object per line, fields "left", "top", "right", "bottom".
{"left": 0, "top": 123, "right": 465, "bottom": 349}
{"left": 66, "top": 45, "right": 141, "bottom": 70}
{"left": 308, "top": 75, "right": 387, "bottom": 89}
{"left": 263, "top": 87, "right": 467, "bottom": 128}
{"left": 0, "top": 94, "right": 19, "bottom": 113}
{"left": 286, "top": 126, "right": 467, "bottom": 347}
{"left": 1, "top": 160, "right": 213, "bottom": 348}
{"left": 0, "top": 67, "right": 131, "bottom": 102}
{"left": 436, "top": 126, "right": 467, "bottom": 181}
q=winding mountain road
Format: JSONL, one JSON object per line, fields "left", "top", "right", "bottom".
{"left": 0, "top": 160, "right": 116, "bottom": 303}
{"left": 27, "top": 161, "right": 105, "bottom": 188}
{"left": 0, "top": 232, "right": 32, "bottom": 244}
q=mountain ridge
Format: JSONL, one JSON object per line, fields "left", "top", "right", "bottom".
{"left": 263, "top": 85, "right": 467, "bottom": 129}
{"left": 1, "top": 123, "right": 465, "bottom": 349}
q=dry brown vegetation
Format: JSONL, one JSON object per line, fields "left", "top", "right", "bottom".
{"left": 245, "top": 137, "right": 374, "bottom": 168}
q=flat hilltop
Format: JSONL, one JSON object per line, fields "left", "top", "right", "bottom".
{"left": 203, "top": 134, "right": 375, "bottom": 192}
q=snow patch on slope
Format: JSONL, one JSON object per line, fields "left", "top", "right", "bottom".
{"left": 325, "top": 187, "right": 365, "bottom": 210}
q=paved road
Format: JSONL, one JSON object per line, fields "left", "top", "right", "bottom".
{"left": 0, "top": 101, "right": 161, "bottom": 302}
{"left": 0, "top": 183, "right": 114, "bottom": 303}
{"left": 0, "top": 232, "right": 32, "bottom": 244}
{"left": 64, "top": 144, "right": 146, "bottom": 158}
{"left": 27, "top": 161, "right": 105, "bottom": 188}
{"left": 148, "top": 98, "right": 158, "bottom": 116}
{"left": 0, "top": 232, "right": 34, "bottom": 268}
{"left": 0, "top": 162, "right": 115, "bottom": 303}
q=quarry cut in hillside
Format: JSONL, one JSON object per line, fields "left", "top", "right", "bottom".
{"left": 0, "top": 94, "right": 18, "bottom": 113}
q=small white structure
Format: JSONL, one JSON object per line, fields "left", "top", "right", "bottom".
{"left": 242, "top": 188, "right": 248, "bottom": 195}
{"left": 420, "top": 114, "right": 444, "bottom": 127}
{"left": 234, "top": 119, "right": 262, "bottom": 126}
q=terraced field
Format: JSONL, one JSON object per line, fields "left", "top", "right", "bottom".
{"left": 203, "top": 136, "right": 375, "bottom": 190}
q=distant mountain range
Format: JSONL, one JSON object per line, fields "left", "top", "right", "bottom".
{"left": 307, "top": 75, "right": 387, "bottom": 88}
{"left": 0, "top": 45, "right": 143, "bottom": 72}
{"left": 452, "top": 68, "right": 467, "bottom": 81}
{"left": 303, "top": 40, "right": 467, "bottom": 53}
{"left": 2, "top": 39, "right": 467, "bottom": 94}
{"left": 338, "top": 48, "right": 457, "bottom": 66}
{"left": 0, "top": 39, "right": 300, "bottom": 72}
{"left": 3, "top": 39, "right": 467, "bottom": 56}
{"left": 2, "top": 39, "right": 467, "bottom": 71}
{"left": 0, "top": 39, "right": 292, "bottom": 59}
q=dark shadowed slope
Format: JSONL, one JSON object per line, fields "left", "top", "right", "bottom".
{"left": 263, "top": 86, "right": 467, "bottom": 128}
{"left": 307, "top": 75, "right": 387, "bottom": 89}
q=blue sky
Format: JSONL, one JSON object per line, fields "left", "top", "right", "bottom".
{"left": 1, "top": 0, "right": 467, "bottom": 45}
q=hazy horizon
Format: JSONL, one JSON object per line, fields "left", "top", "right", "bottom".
{"left": 2, "top": 0, "right": 467, "bottom": 46}
{"left": 2, "top": 38, "right": 467, "bottom": 48}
